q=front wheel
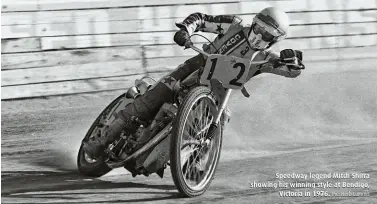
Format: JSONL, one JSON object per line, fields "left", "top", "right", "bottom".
{"left": 77, "top": 94, "right": 127, "bottom": 177}
{"left": 170, "top": 86, "right": 223, "bottom": 197}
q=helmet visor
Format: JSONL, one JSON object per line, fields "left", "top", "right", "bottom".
{"left": 252, "top": 23, "right": 275, "bottom": 42}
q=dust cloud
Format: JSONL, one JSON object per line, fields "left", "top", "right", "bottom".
{"left": 222, "top": 69, "right": 377, "bottom": 160}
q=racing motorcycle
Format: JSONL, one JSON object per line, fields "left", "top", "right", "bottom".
{"left": 77, "top": 41, "right": 303, "bottom": 197}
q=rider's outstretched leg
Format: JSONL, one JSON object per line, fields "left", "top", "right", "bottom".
{"left": 82, "top": 54, "right": 205, "bottom": 158}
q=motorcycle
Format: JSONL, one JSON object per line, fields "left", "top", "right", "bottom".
{"left": 77, "top": 41, "right": 304, "bottom": 197}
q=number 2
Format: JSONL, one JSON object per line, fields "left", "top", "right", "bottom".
{"left": 207, "top": 58, "right": 245, "bottom": 87}
{"left": 229, "top": 62, "right": 245, "bottom": 86}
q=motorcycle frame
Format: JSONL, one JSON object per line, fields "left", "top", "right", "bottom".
{"left": 106, "top": 44, "right": 266, "bottom": 169}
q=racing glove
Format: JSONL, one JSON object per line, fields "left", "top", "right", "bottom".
{"left": 279, "top": 49, "right": 305, "bottom": 70}
{"left": 174, "top": 29, "right": 190, "bottom": 46}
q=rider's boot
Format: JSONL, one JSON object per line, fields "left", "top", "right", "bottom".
{"left": 82, "top": 117, "right": 132, "bottom": 159}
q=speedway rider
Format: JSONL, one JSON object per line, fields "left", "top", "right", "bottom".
{"left": 83, "top": 7, "right": 305, "bottom": 158}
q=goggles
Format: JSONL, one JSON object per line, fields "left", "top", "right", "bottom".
{"left": 252, "top": 16, "right": 286, "bottom": 42}
{"left": 252, "top": 23, "right": 276, "bottom": 42}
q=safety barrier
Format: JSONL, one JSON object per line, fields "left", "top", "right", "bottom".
{"left": 1, "top": 0, "right": 377, "bottom": 99}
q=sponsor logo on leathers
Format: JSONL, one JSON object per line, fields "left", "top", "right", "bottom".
{"left": 218, "top": 32, "right": 245, "bottom": 54}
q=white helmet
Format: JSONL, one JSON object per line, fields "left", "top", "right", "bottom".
{"left": 248, "top": 7, "right": 290, "bottom": 49}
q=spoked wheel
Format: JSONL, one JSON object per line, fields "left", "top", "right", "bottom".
{"left": 77, "top": 94, "right": 127, "bottom": 177}
{"left": 170, "top": 86, "right": 223, "bottom": 197}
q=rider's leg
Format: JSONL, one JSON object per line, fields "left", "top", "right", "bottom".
{"left": 119, "top": 54, "right": 206, "bottom": 122}
{"left": 83, "top": 54, "right": 205, "bottom": 158}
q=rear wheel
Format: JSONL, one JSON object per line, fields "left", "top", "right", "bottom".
{"left": 77, "top": 94, "right": 127, "bottom": 177}
{"left": 170, "top": 86, "right": 223, "bottom": 197}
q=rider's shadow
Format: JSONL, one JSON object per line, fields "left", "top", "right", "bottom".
{"left": 2, "top": 170, "right": 180, "bottom": 203}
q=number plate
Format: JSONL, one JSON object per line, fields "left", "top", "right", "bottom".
{"left": 200, "top": 54, "right": 252, "bottom": 89}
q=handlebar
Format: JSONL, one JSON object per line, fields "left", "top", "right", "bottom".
{"left": 186, "top": 43, "right": 304, "bottom": 69}
{"left": 187, "top": 43, "right": 269, "bottom": 65}
{"left": 187, "top": 43, "right": 209, "bottom": 57}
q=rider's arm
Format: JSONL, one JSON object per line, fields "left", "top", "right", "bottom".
{"left": 258, "top": 51, "right": 302, "bottom": 78}
{"left": 175, "top": 13, "right": 243, "bottom": 35}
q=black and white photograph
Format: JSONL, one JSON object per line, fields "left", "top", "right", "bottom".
{"left": 1, "top": 0, "right": 376, "bottom": 203}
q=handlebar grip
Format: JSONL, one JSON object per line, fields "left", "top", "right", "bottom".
{"left": 184, "top": 41, "right": 193, "bottom": 49}
{"left": 286, "top": 62, "right": 305, "bottom": 70}
{"left": 276, "top": 59, "right": 305, "bottom": 70}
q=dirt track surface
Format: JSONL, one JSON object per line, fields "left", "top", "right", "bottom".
{"left": 2, "top": 59, "right": 377, "bottom": 203}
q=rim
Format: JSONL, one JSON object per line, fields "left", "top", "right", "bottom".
{"left": 81, "top": 109, "right": 109, "bottom": 165}
{"left": 179, "top": 95, "right": 220, "bottom": 191}
{"left": 78, "top": 94, "right": 126, "bottom": 173}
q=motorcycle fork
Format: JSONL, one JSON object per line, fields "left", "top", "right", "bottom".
{"left": 204, "top": 88, "right": 232, "bottom": 141}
